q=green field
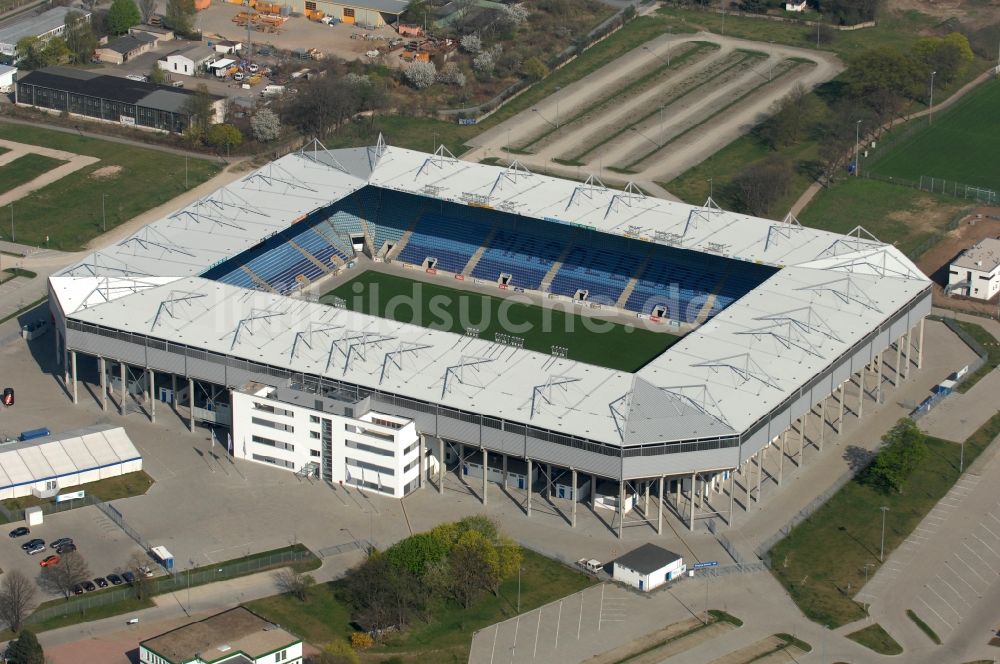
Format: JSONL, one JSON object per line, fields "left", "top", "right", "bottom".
{"left": 0, "top": 153, "right": 65, "bottom": 195}
{"left": 0, "top": 124, "right": 221, "bottom": 250}
{"left": 322, "top": 271, "right": 680, "bottom": 372}
{"left": 870, "top": 80, "right": 1000, "bottom": 191}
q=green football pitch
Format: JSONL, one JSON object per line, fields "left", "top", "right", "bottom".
{"left": 869, "top": 79, "right": 1000, "bottom": 191}
{"left": 321, "top": 271, "right": 681, "bottom": 372}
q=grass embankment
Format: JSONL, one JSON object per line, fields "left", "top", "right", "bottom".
{"left": 846, "top": 623, "right": 903, "bottom": 655}
{"left": 248, "top": 548, "right": 593, "bottom": 663}
{"left": 0, "top": 154, "right": 66, "bottom": 195}
{"left": 950, "top": 319, "right": 1000, "bottom": 393}
{"left": 906, "top": 608, "right": 941, "bottom": 645}
{"left": 323, "top": 271, "right": 680, "bottom": 372}
{"left": 769, "top": 411, "right": 1000, "bottom": 627}
{"left": 0, "top": 124, "right": 220, "bottom": 250}
{"left": 2, "top": 471, "right": 154, "bottom": 514}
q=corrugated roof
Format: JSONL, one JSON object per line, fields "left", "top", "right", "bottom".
{"left": 0, "top": 7, "right": 90, "bottom": 48}
{"left": 18, "top": 67, "right": 223, "bottom": 107}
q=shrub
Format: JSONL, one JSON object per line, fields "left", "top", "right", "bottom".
{"left": 350, "top": 632, "right": 374, "bottom": 650}
{"left": 403, "top": 61, "right": 436, "bottom": 89}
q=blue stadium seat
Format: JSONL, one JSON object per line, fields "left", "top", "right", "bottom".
{"left": 548, "top": 235, "right": 646, "bottom": 306}
{"left": 397, "top": 213, "right": 494, "bottom": 273}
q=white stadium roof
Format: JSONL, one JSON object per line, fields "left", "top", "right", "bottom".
{"left": 0, "top": 425, "right": 141, "bottom": 490}
{"left": 51, "top": 143, "right": 930, "bottom": 448}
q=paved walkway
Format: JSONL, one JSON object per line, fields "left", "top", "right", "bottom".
{"left": 0, "top": 139, "right": 100, "bottom": 209}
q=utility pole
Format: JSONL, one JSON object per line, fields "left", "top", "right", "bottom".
{"left": 879, "top": 506, "right": 890, "bottom": 562}
{"left": 8, "top": 204, "right": 12, "bottom": 243}
{"left": 102, "top": 193, "right": 108, "bottom": 232}
{"left": 929, "top": 71, "right": 937, "bottom": 124}
{"left": 517, "top": 565, "right": 521, "bottom": 612}
{"left": 855, "top": 120, "right": 862, "bottom": 177}
{"left": 185, "top": 155, "right": 189, "bottom": 189}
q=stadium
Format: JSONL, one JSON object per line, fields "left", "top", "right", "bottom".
{"left": 47, "top": 139, "right": 931, "bottom": 537}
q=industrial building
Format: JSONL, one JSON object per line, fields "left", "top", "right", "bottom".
{"left": 94, "top": 33, "right": 158, "bottom": 65}
{"left": 47, "top": 140, "right": 931, "bottom": 539}
{"left": 0, "top": 7, "right": 91, "bottom": 60}
{"left": 296, "top": 0, "right": 406, "bottom": 28}
{"left": 948, "top": 237, "right": 1000, "bottom": 301}
{"left": 612, "top": 543, "right": 685, "bottom": 592}
{"left": 16, "top": 67, "right": 224, "bottom": 132}
{"left": 140, "top": 607, "right": 302, "bottom": 664}
{"left": 158, "top": 43, "right": 217, "bottom": 76}
{"left": 0, "top": 425, "right": 142, "bottom": 500}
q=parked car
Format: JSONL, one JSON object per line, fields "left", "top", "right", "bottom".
{"left": 2, "top": 388, "right": 13, "bottom": 406}
{"left": 56, "top": 543, "right": 77, "bottom": 555}
{"left": 21, "top": 538, "right": 44, "bottom": 551}
{"left": 39, "top": 555, "right": 59, "bottom": 567}
{"left": 94, "top": 577, "right": 108, "bottom": 588}
{"left": 50, "top": 537, "right": 73, "bottom": 549}
{"left": 25, "top": 542, "right": 45, "bottom": 555}
{"left": 82, "top": 581, "right": 96, "bottom": 592}
{"left": 8, "top": 527, "right": 29, "bottom": 538}
{"left": 247, "top": 63, "right": 259, "bottom": 73}
{"left": 107, "top": 573, "right": 123, "bottom": 586}
{"left": 122, "top": 571, "right": 136, "bottom": 585}
{"left": 72, "top": 584, "right": 84, "bottom": 595}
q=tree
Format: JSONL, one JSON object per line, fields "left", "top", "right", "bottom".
{"left": 250, "top": 108, "right": 281, "bottom": 142}
{"left": 182, "top": 84, "right": 216, "bottom": 130}
{"left": 499, "top": 3, "right": 528, "bottom": 27}
{"left": 520, "top": 56, "right": 548, "bottom": 81}
{"left": 865, "top": 418, "right": 927, "bottom": 493}
{"left": 343, "top": 554, "right": 423, "bottom": 637}
{"left": 64, "top": 10, "right": 97, "bottom": 65}
{"left": 448, "top": 529, "right": 499, "bottom": 608}
{"left": 913, "top": 33, "right": 973, "bottom": 85}
{"left": 383, "top": 531, "right": 451, "bottom": 577}
{"left": 845, "top": 47, "right": 921, "bottom": 124}
{"left": 138, "top": 0, "right": 157, "bottom": 23}
{"left": 5, "top": 629, "right": 44, "bottom": 664}
{"left": 436, "top": 61, "right": 466, "bottom": 87}
{"left": 730, "top": 154, "right": 794, "bottom": 216}
{"left": 756, "top": 83, "right": 827, "bottom": 149}
{"left": 124, "top": 553, "right": 153, "bottom": 600}
{"left": 472, "top": 49, "right": 496, "bottom": 76}
{"left": 165, "top": 0, "right": 196, "bottom": 35}
{"left": 403, "top": 61, "right": 436, "bottom": 89}
{"left": 41, "top": 37, "right": 70, "bottom": 66}
{"left": 38, "top": 551, "right": 91, "bottom": 599}
{"left": 107, "top": 0, "right": 141, "bottom": 35}
{"left": 15, "top": 36, "right": 44, "bottom": 69}
{"left": 0, "top": 571, "right": 37, "bottom": 633}
{"left": 206, "top": 123, "right": 244, "bottom": 150}
{"left": 149, "top": 63, "right": 167, "bottom": 84}
{"left": 460, "top": 34, "right": 481, "bottom": 54}
{"left": 274, "top": 569, "right": 314, "bottom": 601}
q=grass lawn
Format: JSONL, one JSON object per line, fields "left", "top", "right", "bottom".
{"left": 322, "top": 271, "right": 681, "bottom": 372}
{"left": 1, "top": 471, "right": 154, "bottom": 513}
{"left": 845, "top": 623, "right": 903, "bottom": 655}
{"left": 248, "top": 548, "right": 593, "bottom": 663}
{"left": 949, "top": 319, "right": 1000, "bottom": 393}
{"left": 797, "top": 178, "right": 968, "bottom": 257}
{"left": 0, "top": 124, "right": 221, "bottom": 251}
{"left": 869, "top": 80, "right": 1000, "bottom": 191}
{"left": 769, "top": 410, "right": 1000, "bottom": 627}
{"left": 0, "top": 596, "right": 155, "bottom": 641}
{"left": 0, "top": 153, "right": 66, "bottom": 195}
{"left": 906, "top": 608, "right": 941, "bottom": 645}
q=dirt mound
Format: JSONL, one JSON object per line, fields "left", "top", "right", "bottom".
{"left": 90, "top": 165, "right": 122, "bottom": 179}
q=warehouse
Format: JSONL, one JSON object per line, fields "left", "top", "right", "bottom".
{"left": 16, "top": 67, "right": 224, "bottom": 132}
{"left": 0, "top": 7, "right": 91, "bottom": 59}
{"left": 94, "top": 33, "right": 158, "bottom": 65}
{"left": 0, "top": 425, "right": 143, "bottom": 500}
{"left": 158, "top": 44, "right": 217, "bottom": 76}
{"left": 297, "top": 0, "right": 407, "bottom": 28}
{"left": 612, "top": 543, "right": 686, "bottom": 592}
{"left": 140, "top": 607, "right": 302, "bottom": 664}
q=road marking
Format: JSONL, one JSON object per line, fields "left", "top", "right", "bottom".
{"left": 955, "top": 553, "right": 989, "bottom": 584}
{"left": 926, "top": 584, "right": 961, "bottom": 619}
{"left": 981, "top": 523, "right": 1000, "bottom": 541}
{"left": 490, "top": 623, "right": 499, "bottom": 664}
{"left": 936, "top": 574, "right": 971, "bottom": 607}
{"left": 987, "top": 512, "right": 1000, "bottom": 527}
{"left": 577, "top": 592, "right": 584, "bottom": 640}
{"left": 944, "top": 561, "right": 979, "bottom": 597}
{"left": 973, "top": 533, "right": 1000, "bottom": 560}
{"left": 511, "top": 615, "right": 520, "bottom": 661}
{"left": 598, "top": 585, "right": 604, "bottom": 631}
{"left": 554, "top": 600, "right": 563, "bottom": 650}
{"left": 962, "top": 542, "right": 997, "bottom": 575}
{"left": 919, "top": 596, "right": 952, "bottom": 631}
{"left": 533, "top": 607, "right": 542, "bottom": 658}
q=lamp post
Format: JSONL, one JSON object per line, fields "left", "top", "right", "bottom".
{"left": 929, "top": 70, "right": 937, "bottom": 124}
{"left": 555, "top": 86, "right": 561, "bottom": 132}
{"left": 642, "top": 43, "right": 670, "bottom": 68}
{"left": 629, "top": 126, "right": 660, "bottom": 149}
{"left": 517, "top": 565, "right": 522, "bottom": 613}
{"left": 102, "top": 193, "right": 108, "bottom": 233}
{"left": 184, "top": 155, "right": 189, "bottom": 189}
{"left": 855, "top": 120, "right": 862, "bottom": 178}
{"left": 8, "top": 204, "right": 12, "bottom": 244}
{"left": 879, "top": 506, "right": 890, "bottom": 561}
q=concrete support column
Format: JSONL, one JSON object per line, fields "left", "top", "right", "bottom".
{"left": 838, "top": 383, "right": 845, "bottom": 433}
{"left": 55, "top": 328, "right": 61, "bottom": 366}
{"left": 70, "top": 350, "right": 78, "bottom": 404}
{"left": 480, "top": 448, "right": 488, "bottom": 505}
{"left": 591, "top": 474, "right": 597, "bottom": 510}
{"left": 546, "top": 464, "right": 552, "bottom": 501}
{"left": 120, "top": 363, "right": 127, "bottom": 415}
{"left": 148, "top": 368, "right": 155, "bottom": 423}
{"left": 502, "top": 454, "right": 508, "bottom": 489}
{"left": 643, "top": 481, "right": 650, "bottom": 515}
{"left": 62, "top": 338, "right": 69, "bottom": 387}
{"left": 918, "top": 318, "right": 925, "bottom": 370}
{"left": 689, "top": 473, "right": 696, "bottom": 531}
{"left": 674, "top": 476, "right": 680, "bottom": 510}
{"left": 437, "top": 437, "right": 444, "bottom": 494}
{"left": 728, "top": 471, "right": 735, "bottom": 527}
{"left": 419, "top": 435, "right": 426, "bottom": 489}
{"left": 858, "top": 367, "right": 865, "bottom": 419}
{"left": 744, "top": 462, "right": 751, "bottom": 508}
{"left": 657, "top": 476, "right": 664, "bottom": 535}
{"left": 571, "top": 468, "right": 578, "bottom": 528}
{"left": 526, "top": 459, "right": 532, "bottom": 517}
{"left": 779, "top": 431, "right": 786, "bottom": 484}
{"left": 98, "top": 356, "right": 107, "bottom": 412}
{"left": 755, "top": 453, "right": 761, "bottom": 501}
{"left": 819, "top": 398, "right": 826, "bottom": 450}
{"left": 618, "top": 479, "right": 625, "bottom": 539}
{"left": 895, "top": 337, "right": 903, "bottom": 386}
{"left": 875, "top": 351, "right": 884, "bottom": 403}
{"left": 187, "top": 377, "right": 195, "bottom": 432}
{"left": 171, "top": 374, "right": 177, "bottom": 413}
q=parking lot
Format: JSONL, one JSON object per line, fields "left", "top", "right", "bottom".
{"left": 1, "top": 506, "right": 146, "bottom": 598}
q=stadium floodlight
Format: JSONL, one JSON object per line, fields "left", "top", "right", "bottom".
{"left": 551, "top": 346, "right": 569, "bottom": 358}
{"left": 465, "top": 328, "right": 480, "bottom": 338}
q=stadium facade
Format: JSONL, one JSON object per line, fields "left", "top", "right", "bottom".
{"left": 48, "top": 141, "right": 931, "bottom": 537}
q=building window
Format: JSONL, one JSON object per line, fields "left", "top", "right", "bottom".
{"left": 344, "top": 6, "right": 355, "bottom": 17}
{"left": 345, "top": 439, "right": 394, "bottom": 457}
{"left": 310, "top": 449, "right": 321, "bottom": 457}
{"left": 403, "top": 441, "right": 418, "bottom": 455}
{"left": 252, "top": 416, "right": 294, "bottom": 433}
{"left": 346, "top": 457, "right": 395, "bottom": 476}
{"left": 252, "top": 454, "right": 294, "bottom": 469}
{"left": 252, "top": 434, "right": 294, "bottom": 452}
{"left": 310, "top": 431, "right": 320, "bottom": 439}
{"left": 404, "top": 458, "right": 418, "bottom": 472}
{"left": 309, "top": 415, "right": 321, "bottom": 423}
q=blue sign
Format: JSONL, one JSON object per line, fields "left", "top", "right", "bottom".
{"left": 692, "top": 561, "right": 719, "bottom": 570}
{"left": 458, "top": 118, "right": 477, "bottom": 125}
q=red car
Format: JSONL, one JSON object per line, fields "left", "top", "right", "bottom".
{"left": 39, "top": 554, "right": 60, "bottom": 567}
{"left": 2, "top": 388, "right": 12, "bottom": 406}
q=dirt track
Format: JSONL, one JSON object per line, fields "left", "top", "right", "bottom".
{"left": 464, "top": 32, "right": 843, "bottom": 192}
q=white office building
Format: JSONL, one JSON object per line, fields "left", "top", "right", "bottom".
{"left": 231, "top": 382, "right": 435, "bottom": 498}
{"left": 948, "top": 237, "right": 1000, "bottom": 301}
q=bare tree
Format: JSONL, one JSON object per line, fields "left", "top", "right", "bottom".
{"left": 138, "top": 0, "right": 156, "bottom": 23}
{"left": 274, "top": 569, "right": 314, "bottom": 601}
{"left": 38, "top": 551, "right": 90, "bottom": 599}
{"left": 0, "top": 570, "right": 37, "bottom": 632}
{"left": 124, "top": 552, "right": 153, "bottom": 600}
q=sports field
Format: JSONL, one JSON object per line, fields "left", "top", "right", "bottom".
{"left": 321, "top": 271, "right": 680, "bottom": 372}
{"left": 869, "top": 80, "right": 1000, "bottom": 190}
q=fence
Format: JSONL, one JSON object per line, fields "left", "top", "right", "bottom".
{"left": 908, "top": 316, "right": 989, "bottom": 420}
{"left": 664, "top": 3, "right": 876, "bottom": 30}
{"left": 26, "top": 547, "right": 316, "bottom": 625}
{"left": 92, "top": 498, "right": 152, "bottom": 554}
{"left": 860, "top": 171, "right": 997, "bottom": 204}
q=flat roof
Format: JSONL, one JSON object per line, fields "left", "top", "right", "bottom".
{"left": 52, "top": 144, "right": 930, "bottom": 450}
{"left": 953, "top": 237, "right": 1000, "bottom": 272}
{"left": 613, "top": 543, "right": 682, "bottom": 574}
{"left": 0, "top": 7, "right": 90, "bottom": 47}
{"left": 141, "top": 607, "right": 299, "bottom": 663}
{"left": 18, "top": 68, "right": 223, "bottom": 107}
{"left": 325, "top": 0, "right": 408, "bottom": 13}
{"left": 100, "top": 34, "right": 155, "bottom": 55}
